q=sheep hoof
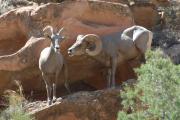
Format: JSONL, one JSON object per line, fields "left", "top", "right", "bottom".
{"left": 52, "top": 97, "right": 57, "bottom": 103}
{"left": 47, "top": 100, "right": 52, "bottom": 106}
{"left": 56, "top": 97, "right": 62, "bottom": 102}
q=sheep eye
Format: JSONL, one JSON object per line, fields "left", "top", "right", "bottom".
{"left": 87, "top": 42, "right": 93, "bottom": 47}
{"left": 86, "top": 42, "right": 91, "bottom": 46}
{"left": 87, "top": 43, "right": 95, "bottom": 50}
{"left": 47, "top": 36, "right": 52, "bottom": 40}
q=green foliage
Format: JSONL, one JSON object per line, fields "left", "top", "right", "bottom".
{"left": 118, "top": 50, "right": 180, "bottom": 120}
{"left": 0, "top": 81, "right": 33, "bottom": 120}
{"left": 0, "top": 0, "right": 34, "bottom": 15}
{"left": 0, "top": 0, "right": 14, "bottom": 14}
{"left": 0, "top": 105, "right": 33, "bottom": 120}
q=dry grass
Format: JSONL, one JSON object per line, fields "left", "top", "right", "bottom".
{"left": 0, "top": 80, "right": 33, "bottom": 120}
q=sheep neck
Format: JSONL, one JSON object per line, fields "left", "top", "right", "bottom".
{"left": 49, "top": 43, "right": 59, "bottom": 57}
{"left": 89, "top": 50, "right": 111, "bottom": 67}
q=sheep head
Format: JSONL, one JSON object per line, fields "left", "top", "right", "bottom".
{"left": 68, "top": 34, "right": 102, "bottom": 56}
{"left": 42, "top": 25, "right": 66, "bottom": 52}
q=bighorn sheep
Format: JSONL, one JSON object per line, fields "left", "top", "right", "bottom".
{"left": 39, "top": 26, "right": 70, "bottom": 105}
{"left": 68, "top": 25, "right": 152, "bottom": 88}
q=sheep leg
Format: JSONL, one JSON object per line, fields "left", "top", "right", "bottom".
{"left": 111, "top": 58, "right": 117, "bottom": 88}
{"left": 63, "top": 63, "right": 71, "bottom": 93}
{"left": 52, "top": 83, "right": 57, "bottom": 103}
{"left": 107, "top": 68, "right": 112, "bottom": 88}
{"left": 53, "top": 70, "right": 60, "bottom": 103}
{"left": 42, "top": 73, "right": 52, "bottom": 105}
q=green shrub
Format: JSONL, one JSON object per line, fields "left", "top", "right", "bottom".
{"left": 0, "top": 0, "right": 34, "bottom": 15}
{"left": 118, "top": 49, "right": 180, "bottom": 120}
{"left": 0, "top": 105, "right": 33, "bottom": 120}
{"left": 0, "top": 0, "right": 14, "bottom": 14}
{"left": 0, "top": 81, "right": 34, "bottom": 120}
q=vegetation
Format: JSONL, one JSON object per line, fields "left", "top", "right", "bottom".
{"left": 0, "top": 0, "right": 33, "bottom": 15}
{"left": 0, "top": 81, "right": 33, "bottom": 120}
{"left": 0, "top": 0, "right": 14, "bottom": 14}
{"left": 118, "top": 50, "right": 180, "bottom": 120}
{"left": 0, "top": 0, "right": 65, "bottom": 15}
{"left": 0, "top": 102, "right": 33, "bottom": 120}
{"left": 152, "top": 0, "right": 180, "bottom": 49}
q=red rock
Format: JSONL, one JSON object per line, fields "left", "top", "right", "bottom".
{"left": 26, "top": 88, "right": 122, "bottom": 120}
{"left": 130, "top": 3, "right": 160, "bottom": 28}
{"left": 0, "top": 0, "right": 158, "bottom": 94}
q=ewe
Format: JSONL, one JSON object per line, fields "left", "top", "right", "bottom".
{"left": 39, "top": 26, "right": 70, "bottom": 105}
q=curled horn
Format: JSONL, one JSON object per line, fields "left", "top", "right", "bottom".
{"left": 58, "top": 27, "right": 64, "bottom": 35}
{"left": 43, "top": 25, "right": 53, "bottom": 37}
{"left": 77, "top": 34, "right": 84, "bottom": 40}
{"left": 84, "top": 34, "right": 102, "bottom": 56}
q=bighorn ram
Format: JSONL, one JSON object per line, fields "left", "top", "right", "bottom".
{"left": 39, "top": 26, "right": 70, "bottom": 105}
{"left": 68, "top": 25, "right": 152, "bottom": 88}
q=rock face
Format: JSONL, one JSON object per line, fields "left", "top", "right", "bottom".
{"left": 130, "top": 3, "right": 160, "bottom": 28}
{"left": 26, "top": 88, "right": 122, "bottom": 120}
{"left": 0, "top": 0, "right": 159, "bottom": 94}
{"left": 0, "top": 0, "right": 36, "bottom": 15}
{"left": 164, "top": 44, "right": 180, "bottom": 64}
{"left": 151, "top": 0, "right": 170, "bottom": 6}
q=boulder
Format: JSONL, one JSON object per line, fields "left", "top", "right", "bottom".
{"left": 0, "top": 0, "right": 136, "bottom": 94}
{"left": 25, "top": 87, "right": 122, "bottom": 120}
{"left": 89, "top": 0, "right": 161, "bottom": 29}
{"left": 97, "top": 0, "right": 128, "bottom": 4}
{"left": 150, "top": 0, "right": 170, "bottom": 6}
{"left": 0, "top": 0, "right": 36, "bottom": 15}
{"left": 130, "top": 3, "right": 160, "bottom": 28}
{"left": 0, "top": 0, "right": 159, "bottom": 95}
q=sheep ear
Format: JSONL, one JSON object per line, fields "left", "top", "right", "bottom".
{"left": 86, "top": 41, "right": 95, "bottom": 50}
{"left": 62, "top": 35, "right": 69, "bottom": 40}
{"left": 85, "top": 34, "right": 102, "bottom": 56}
{"left": 43, "top": 26, "right": 53, "bottom": 38}
{"left": 43, "top": 33, "right": 50, "bottom": 38}
{"left": 77, "top": 35, "right": 84, "bottom": 40}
